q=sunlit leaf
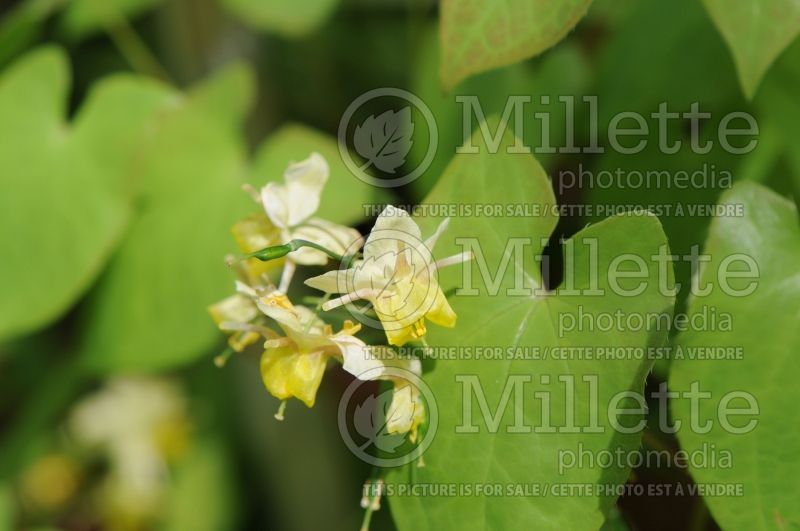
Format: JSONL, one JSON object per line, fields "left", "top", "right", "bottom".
{"left": 80, "top": 64, "right": 254, "bottom": 372}
{"left": 387, "top": 125, "right": 675, "bottom": 529}
{"left": 0, "top": 47, "right": 173, "bottom": 342}
{"left": 702, "top": 0, "right": 800, "bottom": 99}
{"left": 670, "top": 182, "right": 800, "bottom": 530}
{"left": 439, "top": 0, "right": 592, "bottom": 90}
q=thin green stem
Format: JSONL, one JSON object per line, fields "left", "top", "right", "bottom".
{"left": 291, "top": 239, "right": 346, "bottom": 263}
{"left": 103, "top": 13, "right": 171, "bottom": 82}
{"left": 360, "top": 476, "right": 384, "bottom": 531}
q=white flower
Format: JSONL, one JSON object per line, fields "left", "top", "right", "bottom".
{"left": 305, "top": 205, "right": 472, "bottom": 346}
{"left": 260, "top": 152, "right": 362, "bottom": 267}
{"left": 343, "top": 346, "right": 426, "bottom": 440}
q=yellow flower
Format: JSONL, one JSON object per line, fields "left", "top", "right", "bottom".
{"left": 230, "top": 212, "right": 284, "bottom": 283}
{"left": 254, "top": 291, "right": 365, "bottom": 408}
{"left": 305, "top": 205, "right": 471, "bottom": 346}
{"left": 342, "top": 346, "right": 426, "bottom": 441}
{"left": 207, "top": 286, "right": 263, "bottom": 353}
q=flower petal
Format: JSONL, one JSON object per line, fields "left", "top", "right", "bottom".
{"left": 341, "top": 345, "right": 421, "bottom": 381}
{"left": 386, "top": 381, "right": 426, "bottom": 441}
{"left": 261, "top": 181, "right": 291, "bottom": 229}
{"left": 260, "top": 346, "right": 328, "bottom": 408}
{"left": 290, "top": 218, "right": 362, "bottom": 266}
{"left": 208, "top": 294, "right": 258, "bottom": 325}
{"left": 364, "top": 205, "right": 422, "bottom": 262}
{"left": 304, "top": 268, "right": 356, "bottom": 294}
{"left": 284, "top": 152, "right": 329, "bottom": 227}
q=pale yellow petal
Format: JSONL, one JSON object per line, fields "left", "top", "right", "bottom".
{"left": 208, "top": 294, "right": 258, "bottom": 326}
{"left": 386, "top": 381, "right": 425, "bottom": 441}
{"left": 284, "top": 152, "right": 328, "bottom": 226}
{"left": 260, "top": 346, "right": 328, "bottom": 408}
{"left": 261, "top": 181, "right": 291, "bottom": 229}
{"left": 364, "top": 205, "right": 421, "bottom": 262}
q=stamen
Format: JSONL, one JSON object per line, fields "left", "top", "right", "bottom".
{"left": 213, "top": 347, "right": 234, "bottom": 368}
{"left": 278, "top": 260, "right": 296, "bottom": 293}
{"left": 432, "top": 251, "right": 474, "bottom": 271}
{"left": 322, "top": 289, "right": 382, "bottom": 311}
{"left": 359, "top": 478, "right": 384, "bottom": 531}
{"left": 241, "top": 183, "right": 262, "bottom": 203}
{"left": 274, "top": 400, "right": 287, "bottom": 421}
{"left": 424, "top": 217, "right": 450, "bottom": 250}
{"left": 235, "top": 281, "right": 258, "bottom": 298}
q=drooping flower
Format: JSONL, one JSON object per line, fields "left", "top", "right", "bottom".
{"left": 343, "top": 346, "right": 426, "bottom": 442}
{"left": 255, "top": 153, "right": 362, "bottom": 291}
{"left": 305, "top": 205, "right": 471, "bottom": 346}
{"left": 249, "top": 288, "right": 366, "bottom": 408}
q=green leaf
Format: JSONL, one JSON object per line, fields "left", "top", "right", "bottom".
{"left": 250, "top": 123, "right": 384, "bottom": 226}
{"left": 387, "top": 126, "right": 675, "bottom": 529}
{"left": 439, "top": 0, "right": 592, "bottom": 90}
{"left": 60, "top": 0, "right": 161, "bottom": 39}
{"left": 219, "top": 0, "right": 339, "bottom": 38}
{"left": 80, "top": 64, "right": 254, "bottom": 373}
{"left": 670, "top": 182, "right": 800, "bottom": 530}
{"left": 702, "top": 0, "right": 800, "bottom": 98}
{"left": 0, "top": 47, "right": 173, "bottom": 342}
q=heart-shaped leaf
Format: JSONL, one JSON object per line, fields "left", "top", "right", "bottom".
{"left": 670, "top": 182, "right": 800, "bottom": 529}
{"left": 0, "top": 47, "right": 173, "bottom": 343}
{"left": 440, "top": 0, "right": 593, "bottom": 90}
{"left": 80, "top": 64, "right": 254, "bottom": 372}
{"left": 387, "top": 125, "right": 675, "bottom": 530}
{"left": 702, "top": 0, "right": 800, "bottom": 98}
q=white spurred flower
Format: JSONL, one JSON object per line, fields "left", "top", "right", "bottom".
{"left": 342, "top": 346, "right": 426, "bottom": 441}
{"left": 305, "top": 205, "right": 472, "bottom": 346}
{"left": 255, "top": 153, "right": 362, "bottom": 291}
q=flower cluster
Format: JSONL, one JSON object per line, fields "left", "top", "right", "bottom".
{"left": 209, "top": 153, "right": 471, "bottom": 442}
